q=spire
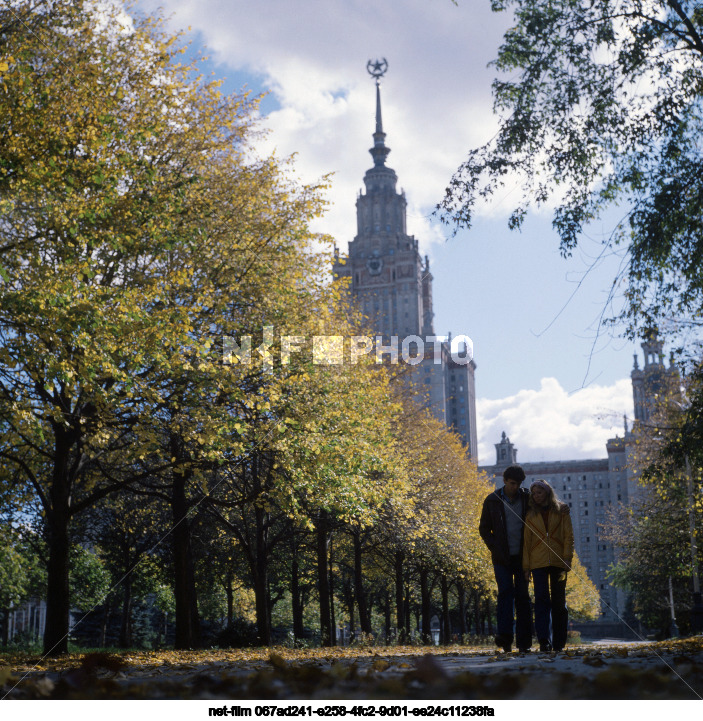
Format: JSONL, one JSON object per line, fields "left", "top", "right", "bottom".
{"left": 367, "top": 58, "right": 390, "bottom": 167}
{"left": 375, "top": 79, "right": 384, "bottom": 134}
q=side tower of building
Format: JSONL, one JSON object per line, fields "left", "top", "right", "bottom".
{"left": 631, "top": 333, "right": 677, "bottom": 425}
{"left": 628, "top": 332, "right": 679, "bottom": 500}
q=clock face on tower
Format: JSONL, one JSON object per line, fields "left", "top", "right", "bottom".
{"left": 367, "top": 256, "right": 383, "bottom": 276}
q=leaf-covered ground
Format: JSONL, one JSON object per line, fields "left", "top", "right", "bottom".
{"left": 2, "top": 637, "right": 703, "bottom": 700}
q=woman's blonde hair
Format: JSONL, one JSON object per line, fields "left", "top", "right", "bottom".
{"left": 527, "top": 479, "right": 561, "bottom": 514}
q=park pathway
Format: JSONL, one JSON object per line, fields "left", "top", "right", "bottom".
{"left": 2, "top": 637, "right": 702, "bottom": 700}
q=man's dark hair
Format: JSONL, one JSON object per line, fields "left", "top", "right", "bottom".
{"left": 503, "top": 465, "right": 526, "bottom": 483}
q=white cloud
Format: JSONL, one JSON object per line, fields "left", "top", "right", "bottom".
{"left": 477, "top": 377, "right": 633, "bottom": 466}
{"left": 137, "top": 0, "right": 509, "bottom": 254}
{"left": 133, "top": 0, "right": 643, "bottom": 421}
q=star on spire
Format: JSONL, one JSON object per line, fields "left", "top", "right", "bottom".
{"left": 366, "top": 58, "right": 388, "bottom": 80}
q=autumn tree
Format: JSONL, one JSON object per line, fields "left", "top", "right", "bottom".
{"left": 0, "top": 0, "right": 330, "bottom": 654}
{"left": 372, "top": 390, "right": 494, "bottom": 644}
{"left": 206, "top": 305, "right": 405, "bottom": 646}
{"left": 0, "top": 521, "right": 41, "bottom": 646}
{"left": 606, "top": 486, "right": 693, "bottom": 633}
{"left": 563, "top": 554, "right": 600, "bottom": 622}
{"left": 604, "top": 364, "right": 703, "bottom": 633}
{"left": 440, "top": 0, "right": 703, "bottom": 344}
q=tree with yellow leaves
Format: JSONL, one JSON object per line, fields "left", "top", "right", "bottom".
{"left": 0, "top": 0, "right": 331, "bottom": 653}
{"left": 604, "top": 365, "right": 703, "bottom": 634}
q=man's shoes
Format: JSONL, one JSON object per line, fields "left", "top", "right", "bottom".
{"left": 518, "top": 647, "right": 531, "bottom": 653}
{"left": 538, "top": 639, "right": 553, "bottom": 653}
{"left": 495, "top": 634, "right": 513, "bottom": 653}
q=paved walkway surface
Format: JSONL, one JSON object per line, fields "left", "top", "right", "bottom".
{"left": 3, "top": 638, "right": 703, "bottom": 700}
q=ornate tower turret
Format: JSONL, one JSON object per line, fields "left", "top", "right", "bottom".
{"left": 494, "top": 431, "right": 518, "bottom": 467}
{"left": 631, "top": 332, "right": 677, "bottom": 424}
{"left": 335, "top": 59, "right": 428, "bottom": 339}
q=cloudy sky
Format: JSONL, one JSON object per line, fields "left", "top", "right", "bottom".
{"left": 135, "top": 0, "right": 639, "bottom": 464}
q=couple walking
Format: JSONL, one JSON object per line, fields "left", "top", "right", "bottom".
{"left": 479, "top": 465, "right": 574, "bottom": 653}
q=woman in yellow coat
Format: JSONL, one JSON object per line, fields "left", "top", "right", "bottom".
{"left": 522, "top": 479, "right": 574, "bottom": 653}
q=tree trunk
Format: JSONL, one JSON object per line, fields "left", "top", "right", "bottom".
{"left": 384, "top": 591, "right": 392, "bottom": 643}
{"left": 345, "top": 577, "right": 355, "bottom": 646}
{"left": 473, "top": 590, "right": 481, "bottom": 635}
{"left": 420, "top": 567, "right": 432, "bottom": 645}
{"left": 100, "top": 597, "right": 111, "bottom": 648}
{"left": 225, "top": 570, "right": 234, "bottom": 628}
{"left": 328, "top": 534, "right": 336, "bottom": 646}
{"left": 353, "top": 530, "right": 372, "bottom": 635}
{"left": 171, "top": 465, "right": 201, "bottom": 649}
{"left": 394, "top": 551, "right": 406, "bottom": 643}
{"left": 316, "top": 511, "right": 333, "bottom": 647}
{"left": 440, "top": 575, "right": 451, "bottom": 645}
{"left": 119, "top": 571, "right": 133, "bottom": 648}
{"left": 291, "top": 551, "right": 304, "bottom": 641}
{"left": 457, "top": 581, "right": 467, "bottom": 640}
{"left": 44, "top": 448, "right": 72, "bottom": 656}
{"left": 253, "top": 500, "right": 271, "bottom": 645}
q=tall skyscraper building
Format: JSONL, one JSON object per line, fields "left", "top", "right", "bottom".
{"left": 333, "top": 61, "right": 478, "bottom": 457}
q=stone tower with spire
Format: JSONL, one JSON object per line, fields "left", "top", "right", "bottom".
{"left": 333, "top": 61, "right": 478, "bottom": 458}
{"left": 631, "top": 332, "right": 678, "bottom": 425}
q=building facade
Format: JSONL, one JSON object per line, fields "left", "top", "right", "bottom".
{"left": 479, "top": 336, "right": 676, "bottom": 624}
{"left": 333, "top": 67, "right": 478, "bottom": 457}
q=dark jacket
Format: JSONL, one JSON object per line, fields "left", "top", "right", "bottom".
{"left": 479, "top": 487, "right": 530, "bottom": 566}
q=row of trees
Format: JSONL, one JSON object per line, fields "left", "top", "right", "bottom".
{"left": 0, "top": 1, "right": 601, "bottom": 654}
{"left": 0, "top": 0, "right": 486, "bottom": 653}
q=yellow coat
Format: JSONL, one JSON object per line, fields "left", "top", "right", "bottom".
{"left": 522, "top": 505, "right": 574, "bottom": 571}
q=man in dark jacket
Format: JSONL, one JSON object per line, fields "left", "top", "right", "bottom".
{"left": 479, "top": 465, "right": 532, "bottom": 653}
